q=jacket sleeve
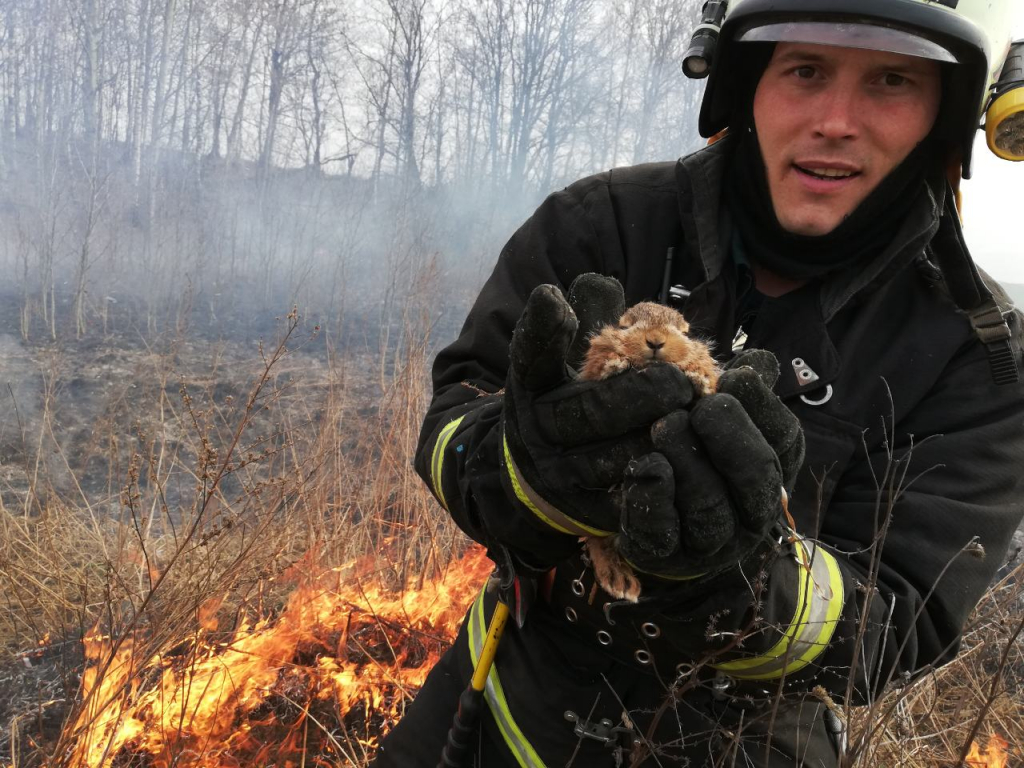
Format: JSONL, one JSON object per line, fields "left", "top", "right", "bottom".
{"left": 413, "top": 181, "right": 619, "bottom": 565}
{"left": 700, "top": 328, "right": 1024, "bottom": 703}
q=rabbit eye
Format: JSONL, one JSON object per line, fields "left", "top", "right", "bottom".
{"left": 618, "top": 323, "right": 630, "bottom": 330}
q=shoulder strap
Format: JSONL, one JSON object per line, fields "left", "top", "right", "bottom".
{"left": 929, "top": 187, "right": 1021, "bottom": 386}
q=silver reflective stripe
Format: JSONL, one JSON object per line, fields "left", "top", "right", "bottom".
{"left": 714, "top": 538, "right": 844, "bottom": 680}
{"left": 430, "top": 415, "right": 466, "bottom": 510}
{"left": 502, "top": 435, "right": 612, "bottom": 537}
{"left": 468, "top": 590, "right": 548, "bottom": 768}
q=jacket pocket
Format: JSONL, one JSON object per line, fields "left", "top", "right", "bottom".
{"left": 788, "top": 406, "right": 863, "bottom": 537}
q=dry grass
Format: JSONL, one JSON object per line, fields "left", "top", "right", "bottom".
{"left": 0, "top": 289, "right": 466, "bottom": 765}
{"left": 0, "top": 299, "right": 1021, "bottom": 767}
{"left": 845, "top": 563, "right": 1024, "bottom": 767}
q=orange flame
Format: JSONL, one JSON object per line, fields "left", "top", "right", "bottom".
{"left": 66, "top": 546, "right": 492, "bottom": 767}
{"left": 965, "top": 733, "right": 1009, "bottom": 768}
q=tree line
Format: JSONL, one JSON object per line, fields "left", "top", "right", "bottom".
{"left": 0, "top": 0, "right": 704, "bottom": 342}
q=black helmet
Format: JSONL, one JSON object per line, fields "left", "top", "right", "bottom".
{"left": 687, "top": 0, "right": 1021, "bottom": 177}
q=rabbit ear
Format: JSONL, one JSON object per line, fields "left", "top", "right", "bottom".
{"left": 566, "top": 273, "right": 625, "bottom": 370}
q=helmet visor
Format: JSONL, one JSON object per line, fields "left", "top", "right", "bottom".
{"left": 737, "top": 21, "right": 958, "bottom": 63}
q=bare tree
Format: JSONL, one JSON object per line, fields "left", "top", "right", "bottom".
{"left": 347, "top": 0, "right": 435, "bottom": 189}
{"left": 259, "top": 0, "right": 303, "bottom": 175}
{"left": 0, "top": 0, "right": 716, "bottom": 340}
{"left": 631, "top": 0, "right": 696, "bottom": 163}
{"left": 226, "top": 1, "right": 268, "bottom": 163}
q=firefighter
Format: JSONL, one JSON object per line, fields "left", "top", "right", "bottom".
{"left": 374, "top": 0, "right": 1024, "bottom": 765}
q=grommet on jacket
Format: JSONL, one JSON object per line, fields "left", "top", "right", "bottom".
{"left": 791, "top": 357, "right": 819, "bottom": 386}
{"left": 676, "top": 662, "right": 695, "bottom": 680}
{"left": 546, "top": 552, "right": 698, "bottom": 679}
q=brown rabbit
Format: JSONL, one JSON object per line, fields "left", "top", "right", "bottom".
{"left": 580, "top": 302, "right": 721, "bottom": 602}
{"left": 581, "top": 301, "right": 720, "bottom": 394}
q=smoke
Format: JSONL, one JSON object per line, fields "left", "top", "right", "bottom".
{"left": 0, "top": 0, "right": 706, "bottom": 348}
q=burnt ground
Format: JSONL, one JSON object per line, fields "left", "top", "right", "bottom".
{"left": 0, "top": 641, "right": 81, "bottom": 765}
{"left": 0, "top": 290, "right": 411, "bottom": 507}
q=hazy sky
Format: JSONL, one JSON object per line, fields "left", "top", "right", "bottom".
{"left": 962, "top": 135, "right": 1023, "bottom": 286}
{"left": 960, "top": 16, "right": 1024, "bottom": 286}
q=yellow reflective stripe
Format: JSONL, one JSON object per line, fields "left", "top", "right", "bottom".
{"left": 806, "top": 545, "right": 845, "bottom": 664}
{"left": 716, "top": 540, "right": 811, "bottom": 674}
{"left": 468, "top": 590, "right": 547, "bottom": 768}
{"left": 430, "top": 415, "right": 466, "bottom": 510}
{"left": 501, "top": 435, "right": 612, "bottom": 538}
{"left": 713, "top": 538, "right": 844, "bottom": 680}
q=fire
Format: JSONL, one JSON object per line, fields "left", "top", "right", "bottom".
{"left": 965, "top": 733, "right": 1010, "bottom": 768}
{"left": 65, "top": 546, "right": 493, "bottom": 767}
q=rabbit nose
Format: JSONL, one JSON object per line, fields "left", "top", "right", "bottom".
{"left": 646, "top": 339, "right": 664, "bottom": 352}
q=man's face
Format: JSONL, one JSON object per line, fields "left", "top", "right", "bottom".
{"left": 753, "top": 42, "right": 942, "bottom": 236}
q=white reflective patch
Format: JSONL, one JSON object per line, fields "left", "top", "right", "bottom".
{"left": 738, "top": 21, "right": 958, "bottom": 63}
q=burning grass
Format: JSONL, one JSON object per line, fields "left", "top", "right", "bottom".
{"left": 0, "top": 304, "right": 1023, "bottom": 767}
{"left": 66, "top": 546, "right": 491, "bottom": 767}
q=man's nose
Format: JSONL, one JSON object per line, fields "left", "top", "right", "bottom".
{"left": 813, "top": 87, "right": 859, "bottom": 140}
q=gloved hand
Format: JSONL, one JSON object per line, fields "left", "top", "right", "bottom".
{"left": 616, "top": 349, "right": 805, "bottom": 580}
{"left": 501, "top": 276, "right": 698, "bottom": 539}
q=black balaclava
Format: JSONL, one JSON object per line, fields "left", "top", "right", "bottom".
{"left": 723, "top": 43, "right": 946, "bottom": 280}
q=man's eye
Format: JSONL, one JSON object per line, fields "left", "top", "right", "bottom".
{"left": 794, "top": 65, "right": 816, "bottom": 79}
{"left": 883, "top": 72, "right": 908, "bottom": 87}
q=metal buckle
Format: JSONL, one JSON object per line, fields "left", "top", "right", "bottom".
{"left": 564, "top": 711, "right": 641, "bottom": 749}
{"left": 712, "top": 671, "right": 735, "bottom": 701}
{"left": 668, "top": 285, "right": 691, "bottom": 303}
{"left": 791, "top": 357, "right": 820, "bottom": 386}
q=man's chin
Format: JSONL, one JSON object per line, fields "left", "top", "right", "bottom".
{"left": 775, "top": 209, "right": 849, "bottom": 237}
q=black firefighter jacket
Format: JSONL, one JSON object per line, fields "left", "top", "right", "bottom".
{"left": 413, "top": 138, "right": 1024, "bottom": 767}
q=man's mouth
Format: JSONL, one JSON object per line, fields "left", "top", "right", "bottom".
{"left": 793, "top": 164, "right": 860, "bottom": 181}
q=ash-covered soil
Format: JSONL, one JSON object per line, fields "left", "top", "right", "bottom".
{"left": 0, "top": 319, "right": 381, "bottom": 511}
{"left": 0, "top": 640, "right": 81, "bottom": 767}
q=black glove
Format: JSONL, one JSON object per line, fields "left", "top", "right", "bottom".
{"left": 501, "top": 278, "right": 697, "bottom": 538}
{"left": 617, "top": 349, "right": 805, "bottom": 580}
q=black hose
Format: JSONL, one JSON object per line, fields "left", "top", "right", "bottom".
{"left": 438, "top": 686, "right": 485, "bottom": 768}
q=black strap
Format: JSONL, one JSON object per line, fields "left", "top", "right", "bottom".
{"left": 928, "top": 188, "right": 1020, "bottom": 386}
